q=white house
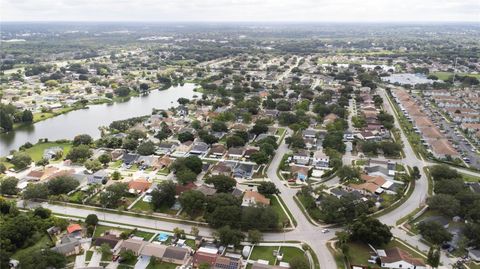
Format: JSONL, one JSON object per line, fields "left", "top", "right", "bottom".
{"left": 312, "top": 150, "right": 329, "bottom": 169}
{"left": 379, "top": 248, "right": 426, "bottom": 269}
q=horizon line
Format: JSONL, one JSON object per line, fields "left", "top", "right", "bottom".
{"left": 1, "top": 20, "right": 479, "bottom": 24}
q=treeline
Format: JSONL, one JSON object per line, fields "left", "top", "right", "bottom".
{"left": 0, "top": 104, "right": 33, "bottom": 132}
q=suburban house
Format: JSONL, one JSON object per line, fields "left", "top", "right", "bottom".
{"left": 293, "top": 150, "right": 310, "bottom": 165}
{"left": 123, "top": 153, "right": 140, "bottom": 166}
{"left": 51, "top": 236, "right": 82, "bottom": 256}
{"left": 190, "top": 142, "right": 210, "bottom": 155}
{"left": 162, "top": 246, "right": 190, "bottom": 264}
{"left": 88, "top": 169, "right": 108, "bottom": 184}
{"left": 312, "top": 150, "right": 329, "bottom": 169}
{"left": 119, "top": 238, "right": 146, "bottom": 255}
{"left": 128, "top": 178, "right": 152, "bottom": 193}
{"left": 378, "top": 247, "right": 426, "bottom": 269}
{"left": 291, "top": 165, "right": 310, "bottom": 181}
{"left": 228, "top": 147, "right": 246, "bottom": 159}
{"left": 140, "top": 243, "right": 167, "bottom": 259}
{"left": 242, "top": 190, "right": 270, "bottom": 207}
{"left": 233, "top": 163, "right": 255, "bottom": 179}
{"left": 210, "top": 162, "right": 233, "bottom": 177}
{"left": 209, "top": 144, "right": 226, "bottom": 158}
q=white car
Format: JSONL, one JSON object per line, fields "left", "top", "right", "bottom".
{"left": 321, "top": 229, "right": 329, "bottom": 233}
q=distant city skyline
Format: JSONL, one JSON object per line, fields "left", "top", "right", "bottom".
{"left": 2, "top": 0, "right": 479, "bottom": 22}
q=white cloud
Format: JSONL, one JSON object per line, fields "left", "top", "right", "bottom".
{"left": 1, "top": 0, "right": 479, "bottom": 21}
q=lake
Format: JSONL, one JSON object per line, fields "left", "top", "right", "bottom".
{"left": 0, "top": 83, "right": 197, "bottom": 154}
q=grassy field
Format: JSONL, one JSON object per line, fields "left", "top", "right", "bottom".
{"left": 131, "top": 200, "right": 153, "bottom": 212}
{"left": 93, "top": 225, "right": 128, "bottom": 238}
{"left": 461, "top": 172, "right": 480, "bottom": 183}
{"left": 270, "top": 195, "right": 292, "bottom": 227}
{"left": 21, "top": 141, "right": 72, "bottom": 162}
{"left": 11, "top": 233, "right": 53, "bottom": 259}
{"left": 132, "top": 230, "right": 155, "bottom": 241}
{"left": 146, "top": 260, "right": 178, "bottom": 269}
{"left": 280, "top": 246, "right": 305, "bottom": 263}
{"left": 250, "top": 246, "right": 279, "bottom": 265}
{"left": 433, "top": 71, "right": 480, "bottom": 81}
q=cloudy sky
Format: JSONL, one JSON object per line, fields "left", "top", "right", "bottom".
{"left": 2, "top": 0, "right": 479, "bottom": 22}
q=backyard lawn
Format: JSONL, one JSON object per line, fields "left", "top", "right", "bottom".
{"left": 249, "top": 246, "right": 279, "bottom": 265}
{"left": 131, "top": 200, "right": 153, "bottom": 212}
{"left": 22, "top": 141, "right": 72, "bottom": 162}
{"left": 147, "top": 260, "right": 178, "bottom": 269}
{"left": 93, "top": 225, "right": 128, "bottom": 238}
{"left": 11, "top": 233, "right": 53, "bottom": 259}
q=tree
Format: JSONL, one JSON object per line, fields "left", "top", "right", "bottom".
{"left": 205, "top": 175, "right": 236, "bottom": 193}
{"left": 0, "top": 109, "right": 13, "bottom": 132}
{"left": 23, "top": 183, "right": 49, "bottom": 200}
{"left": 211, "top": 121, "right": 228, "bottom": 132}
{"left": 36, "top": 158, "right": 49, "bottom": 167}
{"left": 137, "top": 141, "right": 156, "bottom": 155}
{"left": 66, "top": 145, "right": 92, "bottom": 163}
{"left": 179, "top": 190, "right": 206, "bottom": 216}
{"left": 18, "top": 249, "right": 66, "bottom": 269}
{"left": 85, "top": 214, "right": 99, "bottom": 226}
{"left": 379, "top": 141, "right": 402, "bottom": 156}
{"left": 176, "top": 169, "right": 197, "bottom": 184}
{"left": 226, "top": 135, "right": 246, "bottom": 148}
{"left": 178, "top": 132, "right": 194, "bottom": 143}
{"left": 257, "top": 182, "right": 279, "bottom": 196}
{"left": 250, "top": 151, "right": 270, "bottom": 165}
{"left": 337, "top": 165, "right": 360, "bottom": 182}
{"left": 215, "top": 226, "right": 245, "bottom": 247}
{"left": 429, "top": 165, "right": 459, "bottom": 181}
{"left": 427, "top": 246, "right": 440, "bottom": 268}
{"left": 177, "top": 98, "right": 190, "bottom": 105}
{"left": 21, "top": 109, "right": 33, "bottom": 123}
{"left": 184, "top": 156, "right": 203, "bottom": 174}
{"left": 349, "top": 216, "right": 392, "bottom": 246}
{"left": 322, "top": 131, "right": 345, "bottom": 153}
{"left": 114, "top": 86, "right": 130, "bottom": 97}
{"left": 98, "top": 154, "right": 111, "bottom": 165}
{"left": 10, "top": 152, "right": 32, "bottom": 170}
{"left": 85, "top": 159, "right": 102, "bottom": 172}
{"left": 0, "top": 177, "right": 19, "bottom": 195}
{"left": 73, "top": 134, "right": 93, "bottom": 146}
{"left": 0, "top": 163, "right": 6, "bottom": 174}
{"left": 99, "top": 243, "right": 112, "bottom": 258}
{"left": 427, "top": 194, "right": 460, "bottom": 217}
{"left": 191, "top": 226, "right": 199, "bottom": 236}
{"left": 33, "top": 207, "right": 51, "bottom": 219}
{"left": 99, "top": 183, "right": 129, "bottom": 208}
{"left": 151, "top": 181, "right": 177, "bottom": 210}
{"left": 173, "top": 227, "right": 186, "bottom": 239}
{"left": 417, "top": 221, "right": 452, "bottom": 245}
{"left": 289, "top": 256, "right": 309, "bottom": 269}
{"left": 46, "top": 176, "right": 80, "bottom": 195}
{"left": 241, "top": 206, "right": 279, "bottom": 231}
{"left": 122, "top": 138, "right": 138, "bottom": 151}
{"left": 111, "top": 171, "right": 121, "bottom": 180}
{"left": 434, "top": 178, "right": 464, "bottom": 195}
{"left": 247, "top": 229, "right": 263, "bottom": 244}
{"left": 286, "top": 134, "right": 305, "bottom": 149}
{"left": 120, "top": 249, "right": 136, "bottom": 263}
{"left": 250, "top": 123, "right": 269, "bottom": 135}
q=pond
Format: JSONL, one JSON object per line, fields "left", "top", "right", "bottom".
{"left": 0, "top": 83, "right": 197, "bottom": 154}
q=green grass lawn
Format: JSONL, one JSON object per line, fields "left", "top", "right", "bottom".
{"left": 68, "top": 191, "right": 86, "bottom": 203}
{"left": 109, "top": 160, "right": 123, "bottom": 168}
{"left": 433, "top": 71, "right": 480, "bottom": 81}
{"left": 93, "top": 225, "right": 128, "bottom": 238}
{"left": 270, "top": 195, "right": 292, "bottom": 227}
{"left": 461, "top": 172, "right": 480, "bottom": 183}
{"left": 146, "top": 260, "right": 178, "bottom": 269}
{"left": 21, "top": 142, "right": 72, "bottom": 162}
{"left": 249, "top": 246, "right": 279, "bottom": 265}
{"left": 85, "top": 250, "right": 94, "bottom": 262}
{"left": 346, "top": 240, "right": 425, "bottom": 268}
{"left": 11, "top": 233, "right": 53, "bottom": 259}
{"left": 279, "top": 246, "right": 305, "bottom": 264}
{"left": 131, "top": 200, "right": 153, "bottom": 212}
{"left": 132, "top": 230, "right": 155, "bottom": 241}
